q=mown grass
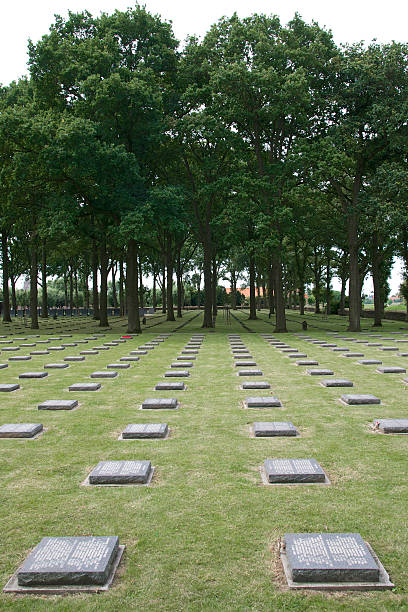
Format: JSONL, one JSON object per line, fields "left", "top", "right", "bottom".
{"left": 1, "top": 310, "right": 408, "bottom": 611}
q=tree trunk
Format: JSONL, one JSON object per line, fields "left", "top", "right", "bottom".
{"left": 268, "top": 262, "right": 275, "bottom": 315}
{"left": 212, "top": 257, "right": 217, "bottom": 318}
{"left": 40, "top": 241, "right": 48, "bottom": 318}
{"left": 372, "top": 232, "right": 382, "bottom": 327}
{"left": 69, "top": 264, "right": 74, "bottom": 312}
{"left": 347, "top": 209, "right": 361, "bottom": 331}
{"left": 63, "top": 269, "right": 68, "bottom": 308}
{"left": 176, "top": 254, "right": 183, "bottom": 318}
{"left": 74, "top": 268, "right": 79, "bottom": 311}
{"left": 197, "top": 273, "right": 201, "bottom": 310}
{"left": 231, "top": 272, "right": 237, "bottom": 309}
{"left": 161, "top": 264, "right": 166, "bottom": 314}
{"left": 248, "top": 253, "right": 257, "bottom": 320}
{"left": 272, "top": 251, "right": 287, "bottom": 332}
{"left": 111, "top": 264, "right": 118, "bottom": 308}
{"left": 152, "top": 273, "right": 157, "bottom": 310}
{"left": 30, "top": 234, "right": 39, "bottom": 329}
{"left": 1, "top": 232, "right": 11, "bottom": 322}
{"left": 83, "top": 257, "right": 90, "bottom": 309}
{"left": 119, "top": 258, "right": 125, "bottom": 315}
{"left": 92, "top": 240, "right": 100, "bottom": 320}
{"left": 339, "top": 271, "right": 347, "bottom": 316}
{"left": 138, "top": 258, "right": 144, "bottom": 309}
{"left": 325, "top": 254, "right": 331, "bottom": 316}
{"left": 166, "top": 236, "right": 175, "bottom": 321}
{"left": 99, "top": 239, "right": 109, "bottom": 327}
{"left": 202, "top": 228, "right": 213, "bottom": 327}
{"left": 11, "top": 276, "right": 17, "bottom": 315}
{"left": 126, "top": 239, "right": 141, "bottom": 333}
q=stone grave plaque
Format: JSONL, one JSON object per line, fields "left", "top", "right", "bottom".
{"left": 321, "top": 379, "right": 353, "bottom": 387}
{"left": 0, "top": 423, "right": 43, "bottom": 438}
{"left": 238, "top": 369, "right": 263, "bottom": 376}
{"left": 342, "top": 352, "right": 364, "bottom": 358}
{"left": 16, "top": 536, "right": 119, "bottom": 586}
{"left": 3, "top": 347, "right": 20, "bottom": 352}
{"left": 296, "top": 360, "right": 318, "bottom": 366}
{"left": 367, "top": 343, "right": 382, "bottom": 347}
{"left": 142, "top": 398, "right": 178, "bottom": 409}
{"left": 93, "top": 346, "right": 110, "bottom": 351}
{"left": 358, "top": 360, "right": 382, "bottom": 365}
{"left": 332, "top": 347, "right": 348, "bottom": 352}
{"left": 164, "top": 370, "right": 189, "bottom": 377}
{"left": 89, "top": 460, "right": 152, "bottom": 484}
{"left": 232, "top": 349, "right": 248, "bottom": 353}
{"left": 120, "top": 357, "right": 139, "bottom": 362}
{"left": 130, "top": 350, "right": 147, "bottom": 355}
{"left": 0, "top": 363, "right": 7, "bottom": 369}
{"left": 307, "top": 369, "right": 333, "bottom": 376}
{"left": 155, "top": 382, "right": 185, "bottom": 391}
{"left": 38, "top": 400, "right": 78, "bottom": 411}
{"left": 181, "top": 350, "right": 198, "bottom": 354}
{"left": 61, "top": 343, "right": 77, "bottom": 347}
{"left": 80, "top": 350, "right": 99, "bottom": 355}
{"left": 234, "top": 361, "right": 257, "bottom": 367}
{"left": 64, "top": 357, "right": 85, "bottom": 362}
{"left": 341, "top": 394, "right": 380, "bottom": 405}
{"left": 171, "top": 362, "right": 193, "bottom": 368}
{"left": 90, "top": 371, "right": 118, "bottom": 378}
{"left": 233, "top": 354, "right": 251, "bottom": 359}
{"left": 254, "top": 422, "right": 297, "bottom": 437}
{"left": 376, "top": 367, "right": 406, "bottom": 374}
{"left": 103, "top": 342, "right": 118, "bottom": 347}
{"left": 284, "top": 533, "right": 380, "bottom": 583}
{"left": 0, "top": 384, "right": 20, "bottom": 391}
{"left": 312, "top": 341, "right": 327, "bottom": 345}
{"left": 45, "top": 363, "right": 69, "bottom": 369}
{"left": 107, "top": 363, "right": 130, "bottom": 369}
{"left": 374, "top": 419, "right": 408, "bottom": 433}
{"left": 242, "top": 382, "right": 271, "bottom": 389}
{"left": 288, "top": 353, "right": 307, "bottom": 358}
{"left": 177, "top": 355, "right": 196, "bottom": 360}
{"left": 122, "top": 423, "right": 168, "bottom": 439}
{"left": 281, "top": 349, "right": 298, "bottom": 353}
{"left": 9, "top": 356, "right": 31, "bottom": 361}
{"left": 48, "top": 346, "right": 65, "bottom": 351}
{"left": 379, "top": 347, "right": 398, "bottom": 351}
{"left": 246, "top": 396, "right": 282, "bottom": 407}
{"left": 264, "top": 459, "right": 326, "bottom": 483}
{"left": 19, "top": 372, "right": 48, "bottom": 379}
{"left": 69, "top": 383, "right": 101, "bottom": 391}
{"left": 30, "top": 350, "right": 49, "bottom": 355}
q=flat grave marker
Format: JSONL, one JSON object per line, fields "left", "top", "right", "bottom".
{"left": 373, "top": 419, "right": 408, "bottom": 433}
{"left": 245, "top": 396, "right": 282, "bottom": 407}
{"left": 0, "top": 423, "right": 43, "bottom": 438}
{"left": 321, "top": 379, "right": 353, "bottom": 387}
{"left": 307, "top": 369, "right": 334, "bottom": 376}
{"left": 121, "top": 423, "right": 168, "bottom": 439}
{"left": 19, "top": 372, "right": 48, "bottom": 379}
{"left": 263, "top": 458, "right": 327, "bottom": 484}
{"left": 341, "top": 394, "right": 381, "bottom": 405}
{"left": 88, "top": 460, "right": 152, "bottom": 485}
{"left": 142, "top": 398, "right": 178, "bottom": 409}
{"left": 38, "top": 400, "right": 78, "bottom": 411}
{"left": 69, "top": 383, "right": 101, "bottom": 392}
{"left": 253, "top": 422, "right": 297, "bottom": 437}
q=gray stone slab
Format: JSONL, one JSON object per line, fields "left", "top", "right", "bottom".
{"left": 80, "top": 350, "right": 99, "bottom": 355}
{"left": 264, "top": 458, "right": 326, "bottom": 483}
{"left": 246, "top": 396, "right": 282, "bottom": 407}
{"left": 341, "top": 394, "right": 381, "bottom": 405}
{"left": 321, "top": 379, "right": 353, "bottom": 387}
{"left": 103, "top": 342, "right": 118, "bottom": 346}
{"left": 284, "top": 533, "right": 380, "bottom": 583}
{"left": 64, "top": 356, "right": 85, "bottom": 362}
{"left": 177, "top": 355, "right": 196, "bottom": 360}
{"left": 164, "top": 370, "right": 189, "bottom": 377}
{"left": 307, "top": 369, "right": 334, "bottom": 376}
{"left": 0, "top": 363, "right": 7, "bottom": 369}
{"left": 19, "top": 343, "right": 35, "bottom": 347}
{"left": 171, "top": 362, "right": 193, "bottom": 368}
{"left": 366, "top": 343, "right": 382, "bottom": 347}
{"left": 30, "top": 350, "right": 49, "bottom": 355}
{"left": 38, "top": 400, "right": 78, "bottom": 410}
{"left": 120, "top": 357, "right": 139, "bottom": 362}
{"left": 9, "top": 356, "right": 31, "bottom": 361}
{"left": 89, "top": 460, "right": 152, "bottom": 485}
{"left": 296, "top": 360, "right": 318, "bottom": 366}
{"left": 343, "top": 353, "right": 364, "bottom": 357}
{"left": 69, "top": 383, "right": 101, "bottom": 391}
{"left": 155, "top": 382, "right": 185, "bottom": 391}
{"left": 0, "top": 383, "right": 20, "bottom": 391}
{"left": 241, "top": 381, "right": 271, "bottom": 389}
{"left": 332, "top": 347, "right": 349, "bottom": 352}
{"left": 376, "top": 367, "right": 406, "bottom": 374}
{"left": 233, "top": 354, "right": 251, "bottom": 359}
{"left": 235, "top": 361, "right": 257, "bottom": 366}
{"left": 379, "top": 347, "right": 398, "bottom": 351}
{"left": 90, "top": 371, "right": 117, "bottom": 378}
{"left": 358, "top": 360, "right": 382, "bottom": 365}
{"left": 288, "top": 353, "right": 307, "bottom": 358}
{"left": 254, "top": 422, "right": 297, "bottom": 436}
{"left": 232, "top": 349, "right": 248, "bottom": 353}
{"left": 93, "top": 346, "right": 110, "bottom": 350}
{"left": 48, "top": 346, "right": 65, "bottom": 351}
{"left": 16, "top": 536, "right": 119, "bottom": 586}
{"left": 19, "top": 372, "right": 48, "bottom": 379}
{"left": 130, "top": 350, "right": 147, "bottom": 355}
{"left": 122, "top": 423, "right": 168, "bottom": 439}
{"left": 106, "top": 363, "right": 129, "bottom": 369}
{"left": 61, "top": 343, "right": 77, "bottom": 347}
{"left": 44, "top": 363, "right": 69, "bottom": 369}
{"left": 2, "top": 347, "right": 20, "bottom": 352}
{"left": 374, "top": 419, "right": 408, "bottom": 433}
{"left": 0, "top": 423, "right": 43, "bottom": 438}
{"left": 142, "top": 398, "right": 178, "bottom": 409}
{"left": 238, "top": 369, "right": 263, "bottom": 376}
{"left": 181, "top": 350, "right": 198, "bottom": 354}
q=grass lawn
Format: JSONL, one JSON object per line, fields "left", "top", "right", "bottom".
{"left": 1, "top": 309, "right": 408, "bottom": 610}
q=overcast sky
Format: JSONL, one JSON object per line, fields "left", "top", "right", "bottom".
{"left": 2, "top": 0, "right": 405, "bottom": 293}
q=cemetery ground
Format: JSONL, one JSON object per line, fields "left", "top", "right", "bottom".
{"left": 1, "top": 310, "right": 408, "bottom": 610}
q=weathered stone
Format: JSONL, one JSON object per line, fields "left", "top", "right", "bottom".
{"left": 69, "top": 383, "right": 101, "bottom": 391}
{"left": 130, "top": 350, "right": 147, "bottom": 355}
{"left": 154, "top": 382, "right": 185, "bottom": 391}
{"left": 64, "top": 356, "right": 85, "bottom": 362}
{"left": 44, "top": 363, "right": 69, "bottom": 369}
{"left": 241, "top": 382, "right": 271, "bottom": 389}
{"left": 341, "top": 394, "right": 381, "bottom": 405}
{"left": 142, "top": 398, "right": 178, "bottom": 409}
{"left": 122, "top": 423, "right": 168, "bottom": 439}
{"left": 332, "top": 347, "right": 349, "bottom": 352}
{"left": 238, "top": 369, "right": 263, "bottom": 376}
{"left": 19, "top": 372, "right": 48, "bottom": 379}
{"left": 374, "top": 419, "right": 408, "bottom": 433}
{"left": 80, "top": 350, "right": 99, "bottom": 355}
{"left": 89, "top": 460, "right": 152, "bottom": 485}
{"left": 288, "top": 353, "right": 307, "bottom": 358}
{"left": 8, "top": 356, "right": 31, "bottom": 361}
{"left": 321, "top": 379, "right": 353, "bottom": 387}
{"left": 246, "top": 396, "right": 282, "bottom": 407}
{"left": 38, "top": 400, "right": 78, "bottom": 410}
{"left": 107, "top": 363, "right": 130, "bottom": 369}
{"left": 342, "top": 353, "right": 364, "bottom": 357}
{"left": 164, "top": 370, "right": 189, "bottom": 377}
{"left": 307, "top": 369, "right": 334, "bottom": 376}
{"left": 254, "top": 422, "right": 297, "bottom": 437}
{"left": 379, "top": 347, "right": 398, "bottom": 351}
{"left": 90, "top": 371, "right": 118, "bottom": 378}
{"left": 171, "top": 362, "right": 193, "bottom": 368}
{"left": 0, "top": 384, "right": 19, "bottom": 391}
{"left": 234, "top": 361, "right": 257, "bottom": 366}
{"left": 376, "top": 367, "right": 406, "bottom": 374}
{"left": 181, "top": 350, "right": 198, "bottom": 354}
{"left": 120, "top": 357, "right": 139, "bottom": 361}
{"left": 296, "top": 360, "right": 318, "bottom": 366}
{"left": 0, "top": 423, "right": 42, "bottom": 438}
{"left": 17, "top": 536, "right": 119, "bottom": 586}
{"left": 284, "top": 533, "right": 380, "bottom": 583}
{"left": 0, "top": 363, "right": 7, "bottom": 368}
{"left": 264, "top": 458, "right": 326, "bottom": 483}
{"left": 358, "top": 360, "right": 382, "bottom": 365}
